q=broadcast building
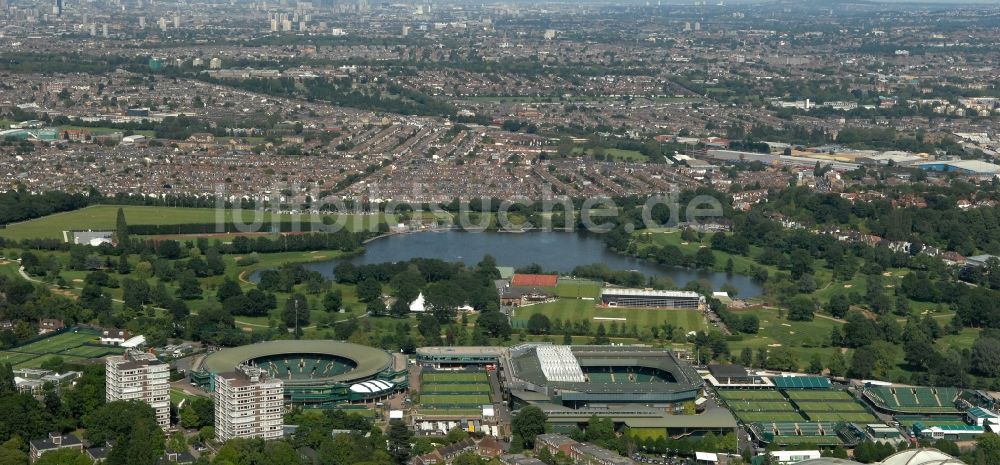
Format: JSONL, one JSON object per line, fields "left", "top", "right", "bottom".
{"left": 599, "top": 288, "right": 705, "bottom": 310}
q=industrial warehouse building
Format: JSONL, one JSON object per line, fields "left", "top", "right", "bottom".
{"left": 916, "top": 160, "right": 1000, "bottom": 179}
{"left": 600, "top": 288, "right": 704, "bottom": 309}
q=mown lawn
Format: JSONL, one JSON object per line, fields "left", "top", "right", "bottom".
{"left": 511, "top": 298, "right": 707, "bottom": 332}
{"left": 572, "top": 147, "right": 649, "bottom": 162}
{"left": 0, "top": 205, "right": 391, "bottom": 240}
{"left": 554, "top": 279, "right": 602, "bottom": 299}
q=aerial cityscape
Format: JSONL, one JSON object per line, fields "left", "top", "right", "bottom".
{"left": 0, "top": 0, "right": 1000, "bottom": 465}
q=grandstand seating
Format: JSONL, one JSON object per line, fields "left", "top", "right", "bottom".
{"left": 895, "top": 388, "right": 918, "bottom": 407}
{"left": 776, "top": 422, "right": 799, "bottom": 436}
{"left": 798, "top": 423, "right": 821, "bottom": 435}
{"left": 864, "top": 386, "right": 960, "bottom": 413}
{"left": 915, "top": 388, "right": 938, "bottom": 406}
{"left": 938, "top": 388, "right": 959, "bottom": 404}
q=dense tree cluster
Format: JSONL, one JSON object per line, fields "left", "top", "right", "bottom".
{"left": 334, "top": 256, "right": 505, "bottom": 329}
{"left": 0, "top": 364, "right": 114, "bottom": 464}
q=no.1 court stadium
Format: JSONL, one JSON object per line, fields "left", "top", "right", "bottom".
{"left": 194, "top": 340, "right": 406, "bottom": 407}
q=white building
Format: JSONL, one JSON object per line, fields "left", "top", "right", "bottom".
{"left": 214, "top": 365, "right": 284, "bottom": 443}
{"left": 100, "top": 329, "right": 130, "bottom": 346}
{"left": 769, "top": 450, "right": 822, "bottom": 465}
{"left": 106, "top": 350, "right": 170, "bottom": 428}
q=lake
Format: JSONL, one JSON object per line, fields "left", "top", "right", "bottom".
{"left": 257, "top": 230, "right": 762, "bottom": 297}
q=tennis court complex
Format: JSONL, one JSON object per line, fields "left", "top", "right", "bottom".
{"left": 0, "top": 328, "right": 121, "bottom": 368}
{"left": 717, "top": 387, "right": 876, "bottom": 425}
{"left": 418, "top": 370, "right": 493, "bottom": 416}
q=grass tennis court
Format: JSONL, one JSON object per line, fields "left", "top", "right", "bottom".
{"left": 16, "top": 331, "right": 100, "bottom": 354}
{"left": 726, "top": 401, "right": 798, "bottom": 412}
{"left": 0, "top": 351, "right": 41, "bottom": 366}
{"left": 718, "top": 390, "right": 787, "bottom": 401}
{"left": 60, "top": 345, "right": 124, "bottom": 358}
{"left": 738, "top": 412, "right": 805, "bottom": 422}
{"left": 795, "top": 401, "right": 869, "bottom": 413}
{"left": 422, "top": 383, "right": 491, "bottom": 393}
{"left": 2, "top": 328, "right": 115, "bottom": 369}
{"left": 25, "top": 354, "right": 87, "bottom": 369}
{"left": 419, "top": 370, "right": 492, "bottom": 410}
{"left": 420, "top": 394, "right": 491, "bottom": 407}
{"left": 784, "top": 390, "right": 856, "bottom": 402}
{"left": 805, "top": 412, "right": 878, "bottom": 422}
{"left": 512, "top": 299, "right": 706, "bottom": 332}
{"left": 421, "top": 372, "right": 488, "bottom": 383}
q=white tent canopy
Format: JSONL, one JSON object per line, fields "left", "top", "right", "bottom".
{"left": 121, "top": 335, "right": 146, "bottom": 348}
{"left": 409, "top": 293, "right": 425, "bottom": 312}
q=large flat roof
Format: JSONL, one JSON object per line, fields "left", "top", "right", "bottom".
{"left": 417, "top": 346, "right": 506, "bottom": 356}
{"left": 508, "top": 345, "right": 702, "bottom": 395}
{"left": 600, "top": 288, "right": 701, "bottom": 299}
{"left": 201, "top": 340, "right": 392, "bottom": 386}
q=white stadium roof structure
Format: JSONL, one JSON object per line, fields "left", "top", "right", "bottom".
{"left": 795, "top": 449, "right": 967, "bottom": 465}
{"left": 536, "top": 345, "right": 586, "bottom": 382}
{"left": 349, "top": 379, "right": 394, "bottom": 394}
{"left": 880, "top": 450, "right": 966, "bottom": 465}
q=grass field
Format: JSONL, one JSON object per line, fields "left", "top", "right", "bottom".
{"left": 0, "top": 205, "right": 392, "bottom": 240}
{"left": 60, "top": 345, "right": 124, "bottom": 358}
{"left": 16, "top": 331, "right": 100, "bottom": 354}
{"left": 804, "top": 412, "right": 877, "bottom": 422}
{"left": 794, "top": 401, "right": 869, "bottom": 413}
{"left": 422, "top": 383, "right": 491, "bottom": 393}
{"left": 170, "top": 388, "right": 208, "bottom": 406}
{"left": 726, "top": 307, "right": 844, "bottom": 364}
{"left": 718, "top": 390, "right": 787, "bottom": 401}
{"left": 0, "top": 351, "right": 41, "bottom": 366}
{"left": 419, "top": 394, "right": 491, "bottom": 407}
{"left": 1, "top": 328, "right": 116, "bottom": 368}
{"left": 24, "top": 353, "right": 87, "bottom": 368}
{"left": 572, "top": 147, "right": 649, "bottom": 162}
{"left": 739, "top": 412, "right": 805, "bottom": 422}
{"left": 419, "top": 370, "right": 492, "bottom": 410}
{"left": 555, "top": 279, "right": 602, "bottom": 299}
{"left": 725, "top": 401, "right": 798, "bottom": 412}
{"left": 512, "top": 299, "right": 706, "bottom": 332}
{"left": 421, "top": 372, "right": 488, "bottom": 383}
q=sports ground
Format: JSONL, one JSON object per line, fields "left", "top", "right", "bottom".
{"left": 717, "top": 388, "right": 877, "bottom": 424}
{"left": 511, "top": 298, "right": 707, "bottom": 332}
{"left": 0, "top": 328, "right": 122, "bottom": 369}
{"left": 417, "top": 370, "right": 493, "bottom": 417}
{"left": 0, "top": 205, "right": 391, "bottom": 241}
